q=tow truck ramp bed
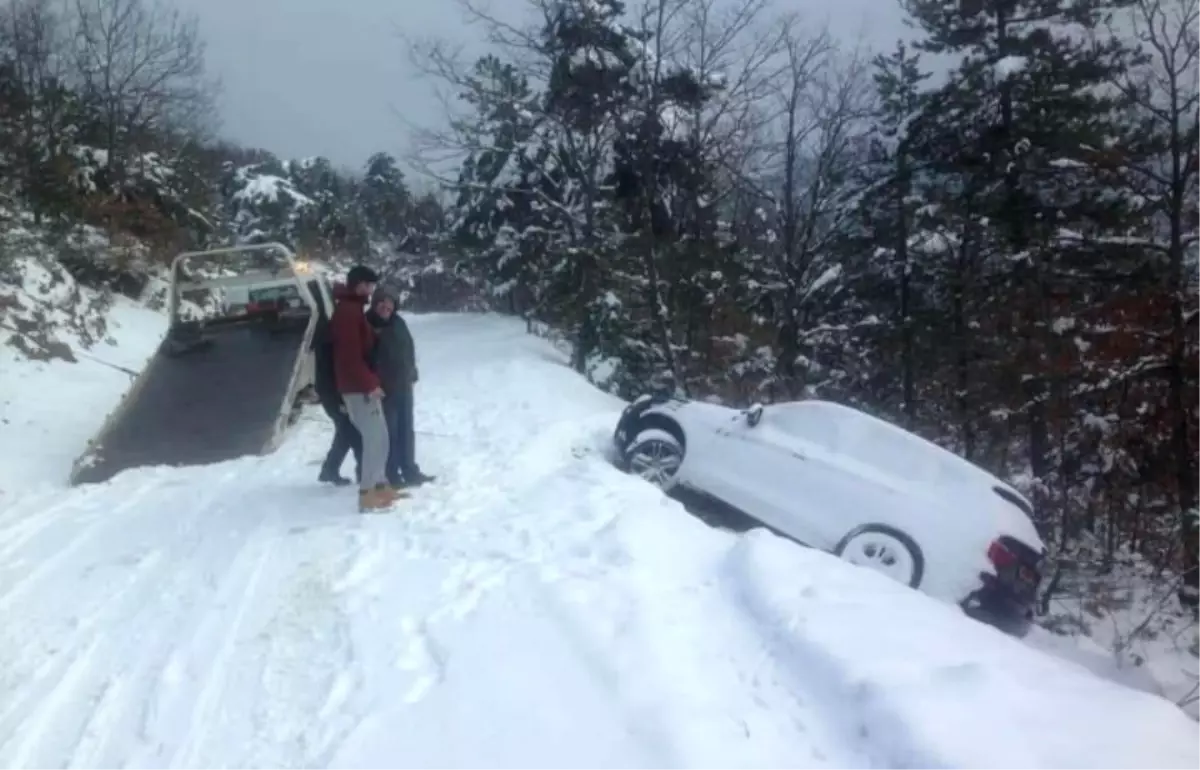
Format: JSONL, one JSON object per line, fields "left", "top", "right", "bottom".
{"left": 70, "top": 315, "right": 311, "bottom": 486}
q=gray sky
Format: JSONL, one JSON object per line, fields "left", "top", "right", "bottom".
{"left": 175, "top": 0, "right": 909, "bottom": 175}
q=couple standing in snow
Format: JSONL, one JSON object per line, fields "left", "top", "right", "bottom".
{"left": 313, "top": 264, "right": 434, "bottom": 512}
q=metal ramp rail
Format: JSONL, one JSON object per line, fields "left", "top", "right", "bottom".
{"left": 69, "top": 243, "right": 333, "bottom": 486}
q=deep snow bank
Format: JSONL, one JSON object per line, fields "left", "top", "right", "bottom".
{"left": 0, "top": 256, "right": 165, "bottom": 497}
{"left": 0, "top": 313, "right": 1195, "bottom": 769}
{"left": 722, "top": 532, "right": 1198, "bottom": 768}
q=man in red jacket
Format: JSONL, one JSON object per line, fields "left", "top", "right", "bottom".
{"left": 330, "top": 265, "right": 402, "bottom": 512}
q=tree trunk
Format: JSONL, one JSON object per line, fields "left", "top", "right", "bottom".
{"left": 896, "top": 149, "right": 915, "bottom": 425}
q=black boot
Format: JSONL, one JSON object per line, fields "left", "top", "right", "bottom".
{"left": 319, "top": 468, "right": 352, "bottom": 486}
{"left": 405, "top": 470, "right": 436, "bottom": 486}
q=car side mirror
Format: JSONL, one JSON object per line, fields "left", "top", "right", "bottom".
{"left": 745, "top": 403, "right": 763, "bottom": 427}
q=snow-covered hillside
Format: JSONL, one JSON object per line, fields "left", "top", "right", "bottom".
{"left": 0, "top": 313, "right": 1196, "bottom": 768}
{"left": 0, "top": 255, "right": 165, "bottom": 497}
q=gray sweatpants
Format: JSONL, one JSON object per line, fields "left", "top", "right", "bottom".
{"left": 343, "top": 393, "right": 389, "bottom": 491}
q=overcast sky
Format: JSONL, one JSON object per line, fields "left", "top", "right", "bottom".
{"left": 173, "top": 0, "right": 909, "bottom": 175}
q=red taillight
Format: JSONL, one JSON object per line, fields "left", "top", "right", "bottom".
{"left": 988, "top": 539, "right": 1017, "bottom": 568}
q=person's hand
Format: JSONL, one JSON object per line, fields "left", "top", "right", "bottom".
{"left": 369, "top": 387, "right": 385, "bottom": 400}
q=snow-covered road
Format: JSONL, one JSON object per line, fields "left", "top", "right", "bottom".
{"left": 0, "top": 313, "right": 1196, "bottom": 769}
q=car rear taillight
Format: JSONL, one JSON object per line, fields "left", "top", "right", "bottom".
{"left": 988, "top": 538, "right": 1018, "bottom": 568}
{"left": 986, "top": 536, "right": 1042, "bottom": 600}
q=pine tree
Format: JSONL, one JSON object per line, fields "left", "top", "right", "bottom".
{"left": 358, "top": 152, "right": 411, "bottom": 247}
{"left": 903, "top": 0, "right": 1141, "bottom": 536}
{"left": 451, "top": 54, "right": 553, "bottom": 318}
{"left": 854, "top": 42, "right": 930, "bottom": 426}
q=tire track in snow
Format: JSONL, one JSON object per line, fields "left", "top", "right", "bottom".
{"left": 0, "top": 478, "right": 165, "bottom": 613}
{"left": 0, "top": 467, "right": 243, "bottom": 769}
{"left": 102, "top": 496, "right": 279, "bottom": 767}
{"left": 0, "top": 468, "right": 163, "bottom": 542}
{"left": 0, "top": 635, "right": 107, "bottom": 769}
{"left": 156, "top": 477, "right": 369, "bottom": 768}
{"left": 0, "top": 545, "right": 172, "bottom": 767}
{"left": 0, "top": 486, "right": 77, "bottom": 530}
{"left": 0, "top": 515, "right": 174, "bottom": 743}
{"left": 0, "top": 492, "right": 81, "bottom": 558}
{"left": 166, "top": 524, "right": 277, "bottom": 769}
{"left": 92, "top": 470, "right": 369, "bottom": 762}
{"left": 61, "top": 659, "right": 133, "bottom": 769}
{"left": 247, "top": 526, "right": 368, "bottom": 767}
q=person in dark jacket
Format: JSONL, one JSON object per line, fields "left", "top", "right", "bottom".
{"left": 313, "top": 306, "right": 362, "bottom": 486}
{"left": 329, "top": 265, "right": 402, "bottom": 512}
{"left": 366, "top": 290, "right": 435, "bottom": 487}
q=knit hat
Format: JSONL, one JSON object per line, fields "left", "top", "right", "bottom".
{"left": 346, "top": 265, "right": 379, "bottom": 288}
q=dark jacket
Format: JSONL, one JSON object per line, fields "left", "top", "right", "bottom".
{"left": 312, "top": 327, "right": 338, "bottom": 403}
{"left": 308, "top": 283, "right": 338, "bottom": 402}
{"left": 329, "top": 283, "right": 380, "bottom": 394}
{"left": 366, "top": 295, "right": 417, "bottom": 396}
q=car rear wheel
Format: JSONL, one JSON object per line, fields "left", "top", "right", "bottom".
{"left": 834, "top": 524, "right": 924, "bottom": 589}
{"left": 623, "top": 429, "right": 683, "bottom": 490}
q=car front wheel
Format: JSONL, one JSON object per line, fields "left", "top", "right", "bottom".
{"left": 623, "top": 428, "right": 684, "bottom": 490}
{"left": 834, "top": 524, "right": 925, "bottom": 589}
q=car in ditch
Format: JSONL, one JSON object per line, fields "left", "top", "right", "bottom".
{"left": 612, "top": 394, "right": 1045, "bottom": 637}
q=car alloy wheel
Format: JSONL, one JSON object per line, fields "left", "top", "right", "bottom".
{"left": 625, "top": 435, "right": 682, "bottom": 489}
{"left": 835, "top": 525, "right": 924, "bottom": 589}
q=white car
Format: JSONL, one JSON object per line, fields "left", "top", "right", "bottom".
{"left": 612, "top": 395, "right": 1046, "bottom": 636}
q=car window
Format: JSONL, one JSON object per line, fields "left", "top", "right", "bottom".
{"left": 762, "top": 403, "right": 843, "bottom": 453}
{"left": 839, "top": 422, "right": 941, "bottom": 484}
{"left": 839, "top": 416, "right": 981, "bottom": 489}
{"left": 765, "top": 402, "right": 975, "bottom": 489}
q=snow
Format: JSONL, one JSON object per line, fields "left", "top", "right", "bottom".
{"left": 659, "top": 103, "right": 689, "bottom": 139}
{"left": 232, "top": 171, "right": 313, "bottom": 206}
{"left": 0, "top": 258, "right": 166, "bottom": 499}
{"left": 1031, "top": 557, "right": 1200, "bottom": 720}
{"left": 994, "top": 55, "right": 1029, "bottom": 79}
{"left": 0, "top": 313, "right": 1197, "bottom": 768}
{"left": 804, "top": 264, "right": 842, "bottom": 297}
{"left": 0, "top": 297, "right": 163, "bottom": 496}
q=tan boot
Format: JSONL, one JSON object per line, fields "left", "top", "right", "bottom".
{"left": 359, "top": 485, "right": 400, "bottom": 513}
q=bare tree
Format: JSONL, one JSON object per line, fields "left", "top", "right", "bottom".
{"left": 0, "top": 0, "right": 75, "bottom": 217}
{"left": 70, "top": 0, "right": 216, "bottom": 178}
{"left": 1109, "top": 0, "right": 1199, "bottom": 608}
{"left": 766, "top": 23, "right": 872, "bottom": 395}
{"left": 674, "top": 0, "right": 785, "bottom": 190}
{"left": 651, "top": 0, "right": 787, "bottom": 373}
{"left": 400, "top": 0, "right": 559, "bottom": 182}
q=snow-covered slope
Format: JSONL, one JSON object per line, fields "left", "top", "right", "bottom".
{"left": 0, "top": 313, "right": 1195, "bottom": 769}
{"left": 0, "top": 257, "right": 166, "bottom": 498}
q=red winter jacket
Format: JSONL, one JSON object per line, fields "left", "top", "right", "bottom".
{"left": 329, "top": 283, "right": 381, "bottom": 394}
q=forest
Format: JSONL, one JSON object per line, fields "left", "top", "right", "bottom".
{"left": 414, "top": 0, "right": 1199, "bottom": 625}
{"left": 1, "top": 0, "right": 1197, "bottom": 702}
